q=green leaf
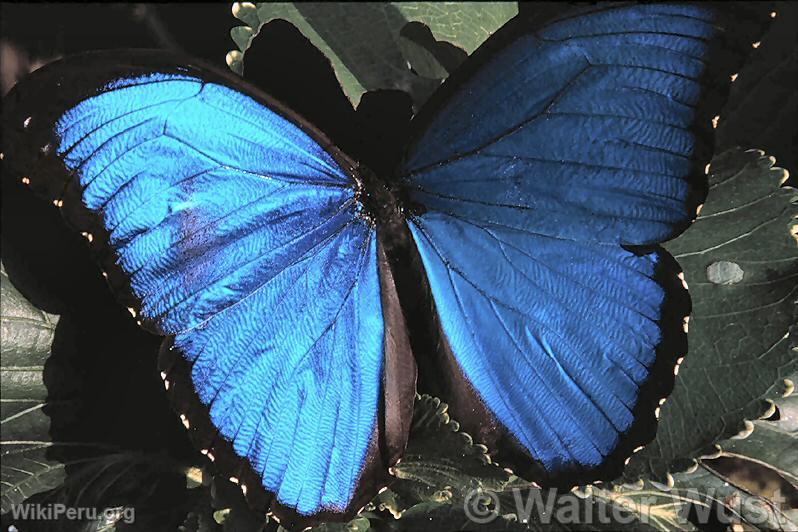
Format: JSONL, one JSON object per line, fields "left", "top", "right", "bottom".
{"left": 393, "top": 3, "right": 518, "bottom": 55}
{"left": 386, "top": 394, "right": 511, "bottom": 515}
{"left": 2, "top": 265, "right": 193, "bottom": 531}
{"left": 307, "top": 517, "right": 370, "bottom": 532}
{"left": 228, "top": 2, "right": 517, "bottom": 108}
{"left": 597, "top": 460, "right": 797, "bottom": 532}
{"left": 206, "top": 475, "right": 266, "bottom": 532}
{"left": 0, "top": 263, "right": 58, "bottom": 365}
{"left": 179, "top": 483, "right": 220, "bottom": 532}
{"left": 13, "top": 452, "right": 190, "bottom": 532}
{"left": 677, "top": 461, "right": 796, "bottom": 530}
{"left": 1, "top": 444, "right": 65, "bottom": 515}
{"left": 397, "top": 22, "right": 463, "bottom": 80}
{"left": 627, "top": 149, "right": 798, "bottom": 479}
{"left": 717, "top": 374, "right": 798, "bottom": 487}
{"left": 387, "top": 484, "right": 660, "bottom": 531}
{"left": 383, "top": 397, "right": 656, "bottom": 529}
{"left": 0, "top": 262, "right": 69, "bottom": 512}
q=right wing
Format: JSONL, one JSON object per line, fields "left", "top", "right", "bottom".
{"left": 398, "top": 3, "right": 764, "bottom": 483}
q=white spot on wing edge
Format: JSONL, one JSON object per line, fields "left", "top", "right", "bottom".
{"left": 674, "top": 356, "right": 685, "bottom": 376}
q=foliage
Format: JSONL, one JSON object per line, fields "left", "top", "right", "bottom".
{"left": 2, "top": 2, "right": 796, "bottom": 531}
{"left": 623, "top": 148, "right": 798, "bottom": 481}
{"left": 227, "top": 2, "right": 516, "bottom": 108}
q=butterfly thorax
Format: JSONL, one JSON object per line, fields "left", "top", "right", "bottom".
{"left": 353, "top": 162, "right": 406, "bottom": 229}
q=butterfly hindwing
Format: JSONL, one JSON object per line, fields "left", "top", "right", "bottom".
{"left": 406, "top": 213, "right": 688, "bottom": 481}
{"left": 2, "top": 51, "right": 415, "bottom": 526}
{"left": 400, "top": 3, "right": 763, "bottom": 482}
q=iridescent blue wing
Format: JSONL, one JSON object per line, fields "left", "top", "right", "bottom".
{"left": 2, "top": 51, "right": 415, "bottom": 526}
{"left": 400, "top": 4, "right": 764, "bottom": 482}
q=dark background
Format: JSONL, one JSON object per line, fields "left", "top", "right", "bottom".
{"left": 1, "top": 2, "right": 796, "bottom": 530}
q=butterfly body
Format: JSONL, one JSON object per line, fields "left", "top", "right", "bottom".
{"left": 1, "top": 3, "right": 771, "bottom": 528}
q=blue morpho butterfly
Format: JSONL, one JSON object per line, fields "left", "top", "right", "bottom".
{"left": 1, "top": 3, "right": 767, "bottom": 528}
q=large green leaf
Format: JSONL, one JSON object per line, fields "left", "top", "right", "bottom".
{"left": 1, "top": 265, "right": 194, "bottom": 531}
{"left": 0, "top": 262, "right": 68, "bottom": 512}
{"left": 227, "top": 2, "right": 517, "bottom": 108}
{"left": 1, "top": 265, "right": 128, "bottom": 522}
{"left": 597, "top": 460, "right": 796, "bottom": 532}
{"left": 626, "top": 149, "right": 798, "bottom": 479}
{"left": 716, "top": 373, "right": 797, "bottom": 487}
{"left": 386, "top": 482, "right": 660, "bottom": 531}
{"left": 4, "top": 452, "right": 192, "bottom": 532}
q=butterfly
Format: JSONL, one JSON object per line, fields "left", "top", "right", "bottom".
{"left": 1, "top": 3, "right": 768, "bottom": 528}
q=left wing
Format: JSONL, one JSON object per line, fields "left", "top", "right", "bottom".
{"left": 2, "top": 51, "right": 415, "bottom": 526}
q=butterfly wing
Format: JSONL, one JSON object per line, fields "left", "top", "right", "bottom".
{"left": 2, "top": 51, "right": 415, "bottom": 525}
{"left": 400, "top": 4, "right": 764, "bottom": 482}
